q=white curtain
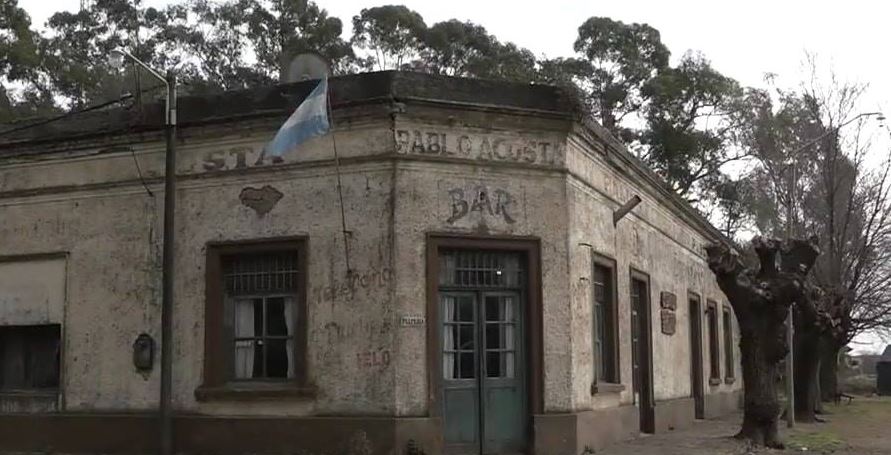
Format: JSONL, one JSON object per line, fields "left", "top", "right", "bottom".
{"left": 234, "top": 299, "right": 255, "bottom": 379}
{"left": 440, "top": 254, "right": 456, "bottom": 285}
{"left": 502, "top": 254, "right": 520, "bottom": 287}
{"left": 442, "top": 296, "right": 456, "bottom": 379}
{"left": 504, "top": 296, "right": 515, "bottom": 378}
{"left": 284, "top": 297, "right": 296, "bottom": 378}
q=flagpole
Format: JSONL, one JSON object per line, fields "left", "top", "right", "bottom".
{"left": 326, "top": 80, "right": 352, "bottom": 274}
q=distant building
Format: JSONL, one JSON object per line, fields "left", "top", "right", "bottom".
{"left": 0, "top": 72, "right": 742, "bottom": 454}
{"left": 877, "top": 345, "right": 891, "bottom": 395}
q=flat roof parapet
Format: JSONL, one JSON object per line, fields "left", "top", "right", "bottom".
{"left": 0, "top": 71, "right": 576, "bottom": 149}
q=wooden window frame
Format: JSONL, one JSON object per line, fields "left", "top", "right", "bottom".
{"left": 591, "top": 252, "right": 621, "bottom": 390}
{"left": 706, "top": 299, "right": 721, "bottom": 385}
{"left": 722, "top": 305, "right": 735, "bottom": 383}
{"left": 196, "top": 237, "right": 313, "bottom": 401}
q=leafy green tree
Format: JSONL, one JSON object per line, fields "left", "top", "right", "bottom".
{"left": 0, "top": 0, "right": 56, "bottom": 121}
{"left": 573, "top": 16, "right": 670, "bottom": 133}
{"left": 416, "top": 19, "right": 537, "bottom": 82}
{"left": 243, "top": 0, "right": 352, "bottom": 77}
{"left": 43, "top": 0, "right": 173, "bottom": 107}
{"left": 158, "top": 0, "right": 269, "bottom": 93}
{"left": 638, "top": 52, "right": 743, "bottom": 199}
{"left": 351, "top": 4, "right": 426, "bottom": 71}
{"left": 418, "top": 19, "right": 491, "bottom": 76}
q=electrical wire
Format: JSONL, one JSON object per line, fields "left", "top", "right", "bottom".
{"left": 0, "top": 84, "right": 166, "bottom": 138}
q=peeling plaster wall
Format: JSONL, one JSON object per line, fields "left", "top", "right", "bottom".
{"left": 0, "top": 196, "right": 162, "bottom": 410}
{"left": 565, "top": 136, "right": 743, "bottom": 410}
{"left": 0, "top": 99, "right": 740, "bottom": 420}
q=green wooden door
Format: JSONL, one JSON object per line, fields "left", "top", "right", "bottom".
{"left": 480, "top": 292, "right": 525, "bottom": 454}
{"left": 439, "top": 250, "right": 527, "bottom": 454}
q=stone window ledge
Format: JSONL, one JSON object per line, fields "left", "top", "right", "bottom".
{"left": 709, "top": 377, "right": 722, "bottom": 386}
{"left": 0, "top": 389, "right": 59, "bottom": 398}
{"left": 591, "top": 382, "right": 625, "bottom": 395}
{"left": 724, "top": 377, "right": 736, "bottom": 385}
{"left": 195, "top": 383, "right": 316, "bottom": 402}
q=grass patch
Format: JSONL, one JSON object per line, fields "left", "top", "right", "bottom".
{"left": 786, "top": 430, "right": 845, "bottom": 453}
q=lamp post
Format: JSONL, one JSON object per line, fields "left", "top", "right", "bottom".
{"left": 110, "top": 49, "right": 177, "bottom": 455}
{"left": 781, "top": 110, "right": 883, "bottom": 428}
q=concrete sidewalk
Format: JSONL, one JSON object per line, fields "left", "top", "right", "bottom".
{"left": 595, "top": 413, "right": 759, "bottom": 455}
{"left": 595, "top": 398, "right": 891, "bottom": 454}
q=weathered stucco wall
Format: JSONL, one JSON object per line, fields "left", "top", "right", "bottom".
{"left": 0, "top": 256, "right": 67, "bottom": 326}
{"left": 0, "top": 114, "right": 403, "bottom": 416}
{"left": 564, "top": 135, "right": 742, "bottom": 410}
{"left": 389, "top": 116, "right": 573, "bottom": 414}
{"left": 0, "top": 90, "right": 740, "bottom": 423}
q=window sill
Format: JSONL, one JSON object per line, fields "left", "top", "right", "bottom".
{"left": 0, "top": 389, "right": 59, "bottom": 398}
{"left": 709, "top": 378, "right": 722, "bottom": 386}
{"left": 194, "top": 383, "right": 316, "bottom": 402}
{"left": 591, "top": 382, "right": 625, "bottom": 395}
{"left": 724, "top": 377, "right": 736, "bottom": 385}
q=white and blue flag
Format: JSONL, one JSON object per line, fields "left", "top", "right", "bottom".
{"left": 266, "top": 77, "right": 329, "bottom": 157}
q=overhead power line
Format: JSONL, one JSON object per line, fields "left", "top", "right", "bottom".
{"left": 0, "top": 84, "right": 166, "bottom": 139}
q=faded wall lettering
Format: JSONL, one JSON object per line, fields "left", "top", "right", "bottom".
{"left": 199, "top": 145, "right": 277, "bottom": 172}
{"left": 447, "top": 186, "right": 516, "bottom": 224}
{"left": 310, "top": 268, "right": 393, "bottom": 304}
{"left": 319, "top": 319, "right": 393, "bottom": 345}
{"left": 356, "top": 349, "right": 391, "bottom": 369}
{"left": 395, "top": 129, "right": 563, "bottom": 167}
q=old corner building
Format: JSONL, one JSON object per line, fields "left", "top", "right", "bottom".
{"left": 0, "top": 72, "right": 742, "bottom": 454}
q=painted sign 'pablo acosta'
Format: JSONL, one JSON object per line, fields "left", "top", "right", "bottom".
{"left": 395, "top": 129, "right": 564, "bottom": 167}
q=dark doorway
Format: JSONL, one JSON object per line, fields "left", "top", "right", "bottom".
{"left": 689, "top": 295, "right": 705, "bottom": 419}
{"left": 630, "top": 271, "right": 655, "bottom": 434}
{"left": 438, "top": 249, "right": 528, "bottom": 454}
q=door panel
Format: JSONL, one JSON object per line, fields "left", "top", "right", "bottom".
{"left": 442, "top": 293, "right": 480, "bottom": 452}
{"left": 630, "top": 277, "right": 655, "bottom": 434}
{"left": 689, "top": 298, "right": 705, "bottom": 419}
{"left": 439, "top": 250, "right": 528, "bottom": 455}
{"left": 481, "top": 293, "right": 525, "bottom": 454}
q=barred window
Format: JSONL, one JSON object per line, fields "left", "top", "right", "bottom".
{"left": 439, "top": 250, "right": 523, "bottom": 289}
{"left": 202, "top": 239, "right": 307, "bottom": 392}
{"left": 223, "top": 252, "right": 300, "bottom": 380}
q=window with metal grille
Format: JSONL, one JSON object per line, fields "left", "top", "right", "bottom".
{"left": 707, "top": 300, "right": 721, "bottom": 381}
{"left": 592, "top": 255, "right": 619, "bottom": 384}
{"left": 222, "top": 251, "right": 300, "bottom": 380}
{"left": 0, "top": 325, "right": 60, "bottom": 391}
{"left": 723, "top": 306, "right": 734, "bottom": 380}
{"left": 439, "top": 250, "right": 523, "bottom": 289}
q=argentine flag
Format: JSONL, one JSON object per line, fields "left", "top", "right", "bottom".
{"left": 266, "top": 77, "right": 330, "bottom": 157}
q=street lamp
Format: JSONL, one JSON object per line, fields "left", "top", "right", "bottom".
{"left": 110, "top": 49, "right": 177, "bottom": 455}
{"left": 782, "top": 110, "right": 883, "bottom": 429}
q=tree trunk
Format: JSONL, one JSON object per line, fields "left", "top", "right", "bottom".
{"left": 820, "top": 344, "right": 840, "bottom": 402}
{"left": 793, "top": 332, "right": 822, "bottom": 422}
{"left": 815, "top": 365, "right": 825, "bottom": 414}
{"left": 736, "top": 323, "right": 785, "bottom": 448}
{"left": 707, "top": 237, "right": 820, "bottom": 449}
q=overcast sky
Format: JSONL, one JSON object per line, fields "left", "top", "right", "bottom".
{"left": 19, "top": 0, "right": 890, "bottom": 352}
{"left": 21, "top": 0, "right": 891, "bottom": 109}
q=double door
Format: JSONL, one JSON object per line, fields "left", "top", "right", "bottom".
{"left": 440, "top": 290, "right": 526, "bottom": 454}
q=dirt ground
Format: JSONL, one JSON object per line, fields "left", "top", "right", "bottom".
{"left": 596, "top": 397, "right": 891, "bottom": 455}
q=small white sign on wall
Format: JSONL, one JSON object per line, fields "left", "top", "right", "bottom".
{"left": 400, "top": 315, "right": 426, "bottom": 327}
